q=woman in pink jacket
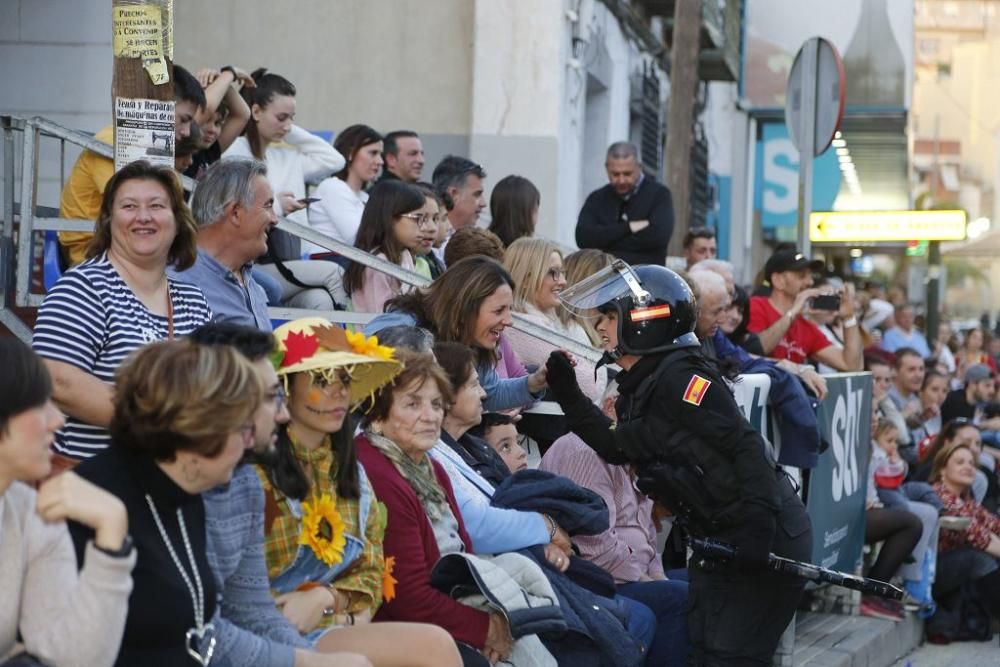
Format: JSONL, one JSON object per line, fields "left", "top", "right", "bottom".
{"left": 344, "top": 181, "right": 437, "bottom": 315}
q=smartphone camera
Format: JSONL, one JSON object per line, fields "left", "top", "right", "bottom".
{"left": 811, "top": 294, "right": 841, "bottom": 311}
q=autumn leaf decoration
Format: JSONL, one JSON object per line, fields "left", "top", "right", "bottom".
{"left": 281, "top": 330, "right": 320, "bottom": 368}
{"left": 268, "top": 348, "right": 285, "bottom": 372}
{"left": 313, "top": 324, "right": 352, "bottom": 353}
{"left": 383, "top": 555, "right": 398, "bottom": 602}
{"left": 299, "top": 493, "right": 347, "bottom": 566}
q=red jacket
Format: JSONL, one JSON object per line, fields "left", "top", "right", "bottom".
{"left": 356, "top": 435, "right": 490, "bottom": 647}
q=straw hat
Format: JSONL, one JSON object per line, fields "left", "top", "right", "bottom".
{"left": 271, "top": 318, "right": 402, "bottom": 405}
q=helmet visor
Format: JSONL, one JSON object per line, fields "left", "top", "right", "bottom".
{"left": 558, "top": 260, "right": 647, "bottom": 318}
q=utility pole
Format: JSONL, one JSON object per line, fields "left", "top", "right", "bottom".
{"left": 664, "top": 0, "right": 702, "bottom": 258}
{"left": 111, "top": 0, "right": 174, "bottom": 171}
{"left": 926, "top": 114, "right": 942, "bottom": 342}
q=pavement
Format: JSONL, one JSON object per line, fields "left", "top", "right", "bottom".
{"left": 793, "top": 610, "right": 1000, "bottom": 666}
{"left": 890, "top": 638, "right": 1000, "bottom": 666}
{"left": 792, "top": 610, "right": 925, "bottom": 667}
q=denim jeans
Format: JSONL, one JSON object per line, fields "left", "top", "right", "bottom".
{"left": 618, "top": 579, "right": 690, "bottom": 667}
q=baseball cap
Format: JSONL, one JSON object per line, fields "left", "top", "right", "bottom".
{"left": 764, "top": 248, "right": 814, "bottom": 281}
{"left": 965, "top": 363, "right": 993, "bottom": 384}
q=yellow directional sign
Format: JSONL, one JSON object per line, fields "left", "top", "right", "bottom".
{"left": 809, "top": 210, "right": 967, "bottom": 243}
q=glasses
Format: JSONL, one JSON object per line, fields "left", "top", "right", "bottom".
{"left": 400, "top": 213, "right": 438, "bottom": 228}
{"left": 545, "top": 267, "right": 565, "bottom": 280}
{"left": 266, "top": 386, "right": 287, "bottom": 411}
{"left": 310, "top": 370, "right": 351, "bottom": 393}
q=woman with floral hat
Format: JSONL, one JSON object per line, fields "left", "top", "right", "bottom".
{"left": 254, "top": 318, "right": 462, "bottom": 666}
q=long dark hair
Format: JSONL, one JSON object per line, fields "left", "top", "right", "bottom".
{"left": 920, "top": 418, "right": 978, "bottom": 465}
{"left": 0, "top": 338, "right": 52, "bottom": 435}
{"left": 261, "top": 376, "right": 360, "bottom": 500}
{"left": 727, "top": 284, "right": 752, "bottom": 345}
{"left": 343, "top": 180, "right": 426, "bottom": 295}
{"left": 386, "top": 256, "right": 516, "bottom": 367}
{"left": 334, "top": 124, "right": 383, "bottom": 181}
{"left": 241, "top": 68, "right": 296, "bottom": 160}
{"left": 488, "top": 175, "right": 539, "bottom": 247}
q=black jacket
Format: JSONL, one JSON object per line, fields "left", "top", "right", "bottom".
{"left": 555, "top": 348, "right": 783, "bottom": 534}
{"left": 614, "top": 350, "right": 782, "bottom": 515}
{"left": 575, "top": 177, "right": 674, "bottom": 265}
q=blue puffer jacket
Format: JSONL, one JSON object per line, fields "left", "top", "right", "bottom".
{"left": 492, "top": 469, "right": 610, "bottom": 537}
{"left": 491, "top": 470, "right": 645, "bottom": 666}
{"left": 712, "top": 329, "right": 823, "bottom": 469}
{"left": 518, "top": 545, "right": 646, "bottom": 667}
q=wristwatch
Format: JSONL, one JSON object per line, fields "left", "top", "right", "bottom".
{"left": 96, "top": 534, "right": 134, "bottom": 559}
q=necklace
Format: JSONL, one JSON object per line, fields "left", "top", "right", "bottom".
{"left": 145, "top": 495, "right": 216, "bottom": 665}
{"left": 109, "top": 253, "right": 174, "bottom": 339}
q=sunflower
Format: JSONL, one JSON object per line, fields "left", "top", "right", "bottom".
{"left": 383, "top": 555, "right": 398, "bottom": 602}
{"left": 299, "top": 493, "right": 347, "bottom": 566}
{"left": 345, "top": 330, "right": 396, "bottom": 361}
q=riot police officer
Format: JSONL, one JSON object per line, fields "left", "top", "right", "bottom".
{"left": 545, "top": 260, "right": 812, "bottom": 666}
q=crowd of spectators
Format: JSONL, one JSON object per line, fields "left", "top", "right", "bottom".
{"left": 5, "top": 59, "right": 1000, "bottom": 667}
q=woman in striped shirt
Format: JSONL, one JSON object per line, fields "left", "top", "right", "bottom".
{"left": 32, "top": 160, "right": 212, "bottom": 467}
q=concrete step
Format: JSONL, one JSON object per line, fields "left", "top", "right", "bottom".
{"left": 793, "top": 611, "right": 923, "bottom": 667}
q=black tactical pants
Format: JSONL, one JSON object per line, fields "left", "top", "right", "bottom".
{"left": 685, "top": 475, "right": 813, "bottom": 666}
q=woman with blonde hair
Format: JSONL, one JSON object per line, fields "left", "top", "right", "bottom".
{"left": 69, "top": 339, "right": 265, "bottom": 665}
{"left": 503, "top": 238, "right": 605, "bottom": 403}
{"left": 558, "top": 249, "right": 614, "bottom": 346}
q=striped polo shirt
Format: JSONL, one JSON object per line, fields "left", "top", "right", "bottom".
{"left": 32, "top": 253, "right": 213, "bottom": 459}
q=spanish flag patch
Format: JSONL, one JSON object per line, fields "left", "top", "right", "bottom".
{"left": 682, "top": 375, "right": 711, "bottom": 406}
{"left": 630, "top": 304, "right": 671, "bottom": 322}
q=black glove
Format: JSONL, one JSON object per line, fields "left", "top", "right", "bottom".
{"left": 545, "top": 351, "right": 585, "bottom": 405}
{"left": 636, "top": 462, "right": 674, "bottom": 505}
{"left": 545, "top": 351, "right": 622, "bottom": 461}
{"left": 729, "top": 506, "right": 776, "bottom": 573}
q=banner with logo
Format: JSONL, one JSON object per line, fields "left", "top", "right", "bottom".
{"left": 806, "top": 373, "right": 873, "bottom": 572}
{"left": 732, "top": 373, "right": 771, "bottom": 434}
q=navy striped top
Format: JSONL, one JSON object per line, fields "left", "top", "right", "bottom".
{"left": 32, "top": 254, "right": 213, "bottom": 459}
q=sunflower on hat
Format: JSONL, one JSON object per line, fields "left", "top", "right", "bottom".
{"left": 271, "top": 318, "right": 402, "bottom": 406}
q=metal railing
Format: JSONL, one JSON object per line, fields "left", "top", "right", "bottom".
{"left": 0, "top": 115, "right": 602, "bottom": 363}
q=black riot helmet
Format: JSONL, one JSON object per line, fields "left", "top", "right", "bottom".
{"left": 560, "top": 260, "right": 698, "bottom": 359}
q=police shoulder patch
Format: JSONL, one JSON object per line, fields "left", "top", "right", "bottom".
{"left": 682, "top": 374, "right": 711, "bottom": 406}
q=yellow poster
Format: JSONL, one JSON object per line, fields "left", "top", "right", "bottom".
{"left": 112, "top": 4, "right": 169, "bottom": 85}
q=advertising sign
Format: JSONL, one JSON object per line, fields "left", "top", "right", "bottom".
{"left": 114, "top": 97, "right": 175, "bottom": 171}
{"left": 809, "top": 210, "right": 967, "bottom": 243}
{"left": 806, "top": 373, "right": 873, "bottom": 572}
{"left": 754, "top": 122, "right": 841, "bottom": 238}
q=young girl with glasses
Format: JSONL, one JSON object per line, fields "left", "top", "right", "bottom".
{"left": 344, "top": 181, "right": 436, "bottom": 314}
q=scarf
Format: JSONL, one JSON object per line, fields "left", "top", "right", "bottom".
{"left": 365, "top": 430, "right": 449, "bottom": 521}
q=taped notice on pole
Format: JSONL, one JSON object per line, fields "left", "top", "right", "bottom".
{"left": 113, "top": 4, "right": 169, "bottom": 84}
{"left": 114, "top": 97, "right": 175, "bottom": 171}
